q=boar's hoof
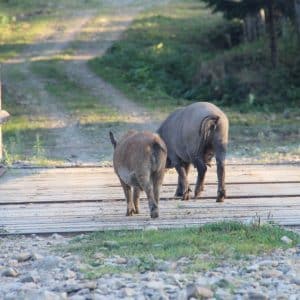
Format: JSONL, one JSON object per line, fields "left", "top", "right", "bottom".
{"left": 126, "top": 208, "right": 136, "bottom": 216}
{"left": 216, "top": 190, "right": 226, "bottom": 202}
{"left": 194, "top": 187, "right": 203, "bottom": 199}
{"left": 182, "top": 191, "right": 190, "bottom": 201}
{"left": 150, "top": 208, "right": 159, "bottom": 219}
{"left": 175, "top": 189, "right": 183, "bottom": 197}
{"left": 175, "top": 186, "right": 191, "bottom": 197}
{"left": 194, "top": 193, "right": 200, "bottom": 199}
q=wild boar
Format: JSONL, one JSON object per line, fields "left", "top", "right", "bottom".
{"left": 109, "top": 130, "right": 167, "bottom": 218}
{"left": 157, "top": 102, "right": 229, "bottom": 202}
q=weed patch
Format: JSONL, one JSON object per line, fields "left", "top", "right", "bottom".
{"left": 63, "top": 221, "right": 300, "bottom": 277}
{"left": 89, "top": 0, "right": 300, "bottom": 112}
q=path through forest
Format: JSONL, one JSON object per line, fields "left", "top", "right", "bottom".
{"left": 3, "top": 0, "right": 167, "bottom": 164}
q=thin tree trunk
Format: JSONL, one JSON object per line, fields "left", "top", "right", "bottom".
{"left": 267, "top": 0, "right": 278, "bottom": 68}
{"left": 243, "top": 11, "right": 265, "bottom": 42}
{"left": 257, "top": 9, "right": 266, "bottom": 37}
{"left": 295, "top": 0, "right": 300, "bottom": 35}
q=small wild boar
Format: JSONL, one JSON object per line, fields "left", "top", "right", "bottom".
{"left": 157, "top": 102, "right": 229, "bottom": 202}
{"left": 109, "top": 130, "right": 167, "bottom": 218}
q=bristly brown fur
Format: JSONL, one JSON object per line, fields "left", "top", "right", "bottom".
{"left": 110, "top": 131, "right": 167, "bottom": 219}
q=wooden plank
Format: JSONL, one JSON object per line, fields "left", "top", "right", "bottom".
{"left": 0, "top": 182, "right": 299, "bottom": 204}
{"left": 2, "top": 199, "right": 300, "bottom": 219}
{"left": 0, "top": 165, "right": 299, "bottom": 234}
{"left": 2, "top": 207, "right": 300, "bottom": 223}
{"left": 0, "top": 166, "right": 298, "bottom": 201}
{"left": 2, "top": 200, "right": 300, "bottom": 219}
{"left": 1, "top": 197, "right": 300, "bottom": 234}
{"left": 1, "top": 164, "right": 299, "bottom": 184}
{"left": 3, "top": 216, "right": 300, "bottom": 235}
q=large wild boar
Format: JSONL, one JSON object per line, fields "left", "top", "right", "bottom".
{"left": 109, "top": 130, "right": 167, "bottom": 218}
{"left": 157, "top": 102, "right": 229, "bottom": 202}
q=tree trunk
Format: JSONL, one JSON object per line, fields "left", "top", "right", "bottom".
{"left": 266, "top": 0, "right": 278, "bottom": 68}
{"left": 243, "top": 11, "right": 266, "bottom": 43}
{"left": 244, "top": 15, "right": 256, "bottom": 42}
{"left": 295, "top": 0, "right": 300, "bottom": 35}
{"left": 257, "top": 9, "right": 266, "bottom": 37}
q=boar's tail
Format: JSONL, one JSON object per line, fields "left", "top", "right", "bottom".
{"left": 151, "top": 136, "right": 167, "bottom": 171}
{"left": 109, "top": 131, "right": 117, "bottom": 149}
{"left": 199, "top": 115, "right": 219, "bottom": 147}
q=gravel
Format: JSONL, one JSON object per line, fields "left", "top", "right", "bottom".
{"left": 0, "top": 234, "right": 299, "bottom": 299}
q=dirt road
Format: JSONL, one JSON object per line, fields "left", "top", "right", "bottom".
{"left": 3, "top": 0, "right": 167, "bottom": 164}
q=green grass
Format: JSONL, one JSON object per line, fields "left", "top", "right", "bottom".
{"left": 87, "top": 0, "right": 300, "bottom": 162}
{"left": 63, "top": 221, "right": 300, "bottom": 277}
{"left": 0, "top": 0, "right": 94, "bottom": 62}
{"left": 0, "top": 0, "right": 132, "bottom": 164}
{"left": 29, "top": 59, "right": 121, "bottom": 123}
{"left": 2, "top": 54, "right": 148, "bottom": 164}
{"left": 1, "top": 0, "right": 299, "bottom": 165}
{"left": 88, "top": 0, "right": 300, "bottom": 112}
{"left": 88, "top": 0, "right": 222, "bottom": 112}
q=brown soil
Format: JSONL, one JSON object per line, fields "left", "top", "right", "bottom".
{"left": 3, "top": 1, "right": 168, "bottom": 165}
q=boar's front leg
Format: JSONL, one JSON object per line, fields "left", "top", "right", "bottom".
{"left": 120, "top": 180, "right": 136, "bottom": 216}
{"left": 175, "top": 164, "right": 190, "bottom": 200}
{"left": 194, "top": 158, "right": 207, "bottom": 198}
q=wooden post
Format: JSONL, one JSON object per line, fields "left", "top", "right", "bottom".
{"left": 0, "top": 70, "right": 2, "bottom": 161}
{"left": 0, "top": 66, "right": 10, "bottom": 162}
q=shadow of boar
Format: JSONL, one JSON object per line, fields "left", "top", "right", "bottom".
{"left": 157, "top": 102, "right": 229, "bottom": 202}
{"left": 109, "top": 130, "right": 167, "bottom": 218}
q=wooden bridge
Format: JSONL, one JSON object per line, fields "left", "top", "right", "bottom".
{"left": 0, "top": 164, "right": 299, "bottom": 235}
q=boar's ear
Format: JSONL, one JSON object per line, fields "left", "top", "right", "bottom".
{"left": 109, "top": 131, "right": 117, "bottom": 149}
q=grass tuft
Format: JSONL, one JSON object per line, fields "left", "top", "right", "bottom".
{"left": 63, "top": 221, "right": 300, "bottom": 277}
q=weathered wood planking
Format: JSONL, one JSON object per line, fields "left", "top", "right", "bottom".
{"left": 0, "top": 165, "right": 299, "bottom": 234}
{"left": 0, "top": 165, "right": 299, "bottom": 204}
{"left": 2, "top": 197, "right": 300, "bottom": 219}
{"left": 0, "top": 183, "right": 299, "bottom": 204}
{"left": 2, "top": 196, "right": 300, "bottom": 227}
{"left": 1, "top": 164, "right": 299, "bottom": 185}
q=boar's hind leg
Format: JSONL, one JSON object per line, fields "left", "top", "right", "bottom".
{"left": 145, "top": 183, "right": 159, "bottom": 218}
{"left": 120, "top": 180, "right": 136, "bottom": 216}
{"left": 215, "top": 146, "right": 226, "bottom": 202}
{"left": 194, "top": 158, "right": 207, "bottom": 198}
{"left": 175, "top": 164, "right": 190, "bottom": 200}
{"left": 140, "top": 176, "right": 158, "bottom": 218}
{"left": 133, "top": 187, "right": 141, "bottom": 214}
{"left": 152, "top": 171, "right": 165, "bottom": 207}
{"left": 138, "top": 174, "right": 159, "bottom": 218}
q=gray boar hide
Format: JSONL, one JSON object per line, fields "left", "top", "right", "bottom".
{"left": 157, "top": 102, "right": 229, "bottom": 202}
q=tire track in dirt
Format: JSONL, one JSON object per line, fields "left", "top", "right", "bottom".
{"left": 63, "top": 0, "right": 168, "bottom": 130}
{"left": 4, "top": 11, "right": 100, "bottom": 163}
{"left": 3, "top": 1, "right": 168, "bottom": 164}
